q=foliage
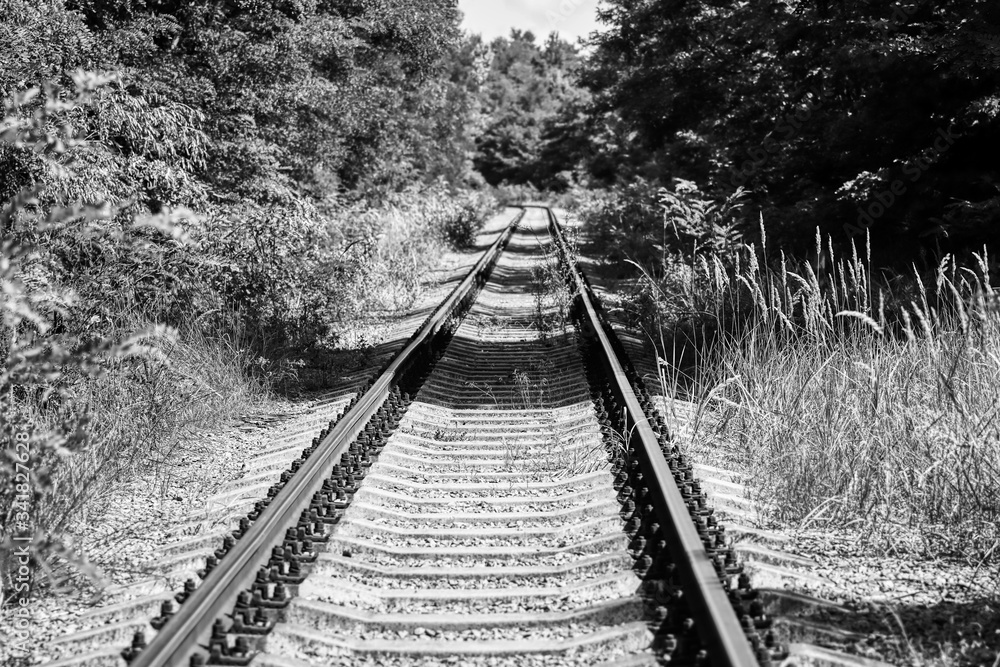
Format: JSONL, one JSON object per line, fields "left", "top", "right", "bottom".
{"left": 473, "top": 30, "right": 591, "bottom": 190}
{"left": 441, "top": 199, "right": 484, "bottom": 250}
{"left": 575, "top": 180, "right": 744, "bottom": 266}
{"left": 583, "top": 183, "right": 1000, "bottom": 559}
{"left": 490, "top": 181, "right": 545, "bottom": 207}
{"left": 0, "top": 74, "right": 211, "bottom": 591}
{"left": 0, "top": 0, "right": 494, "bottom": 593}
{"left": 328, "top": 183, "right": 496, "bottom": 318}
{"left": 0, "top": 0, "right": 491, "bottom": 359}
{"left": 678, "top": 235, "right": 999, "bottom": 559}
{"left": 581, "top": 0, "right": 1000, "bottom": 261}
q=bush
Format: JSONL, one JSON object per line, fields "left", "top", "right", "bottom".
{"left": 490, "top": 182, "right": 544, "bottom": 208}
{"left": 0, "top": 62, "right": 497, "bottom": 591}
{"left": 0, "top": 76, "right": 214, "bottom": 591}
{"left": 441, "top": 201, "right": 482, "bottom": 249}
{"left": 579, "top": 186, "right": 1000, "bottom": 559}
{"left": 576, "top": 180, "right": 744, "bottom": 267}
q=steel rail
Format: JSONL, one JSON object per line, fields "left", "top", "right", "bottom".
{"left": 132, "top": 208, "right": 525, "bottom": 667}
{"left": 543, "top": 207, "right": 758, "bottom": 667}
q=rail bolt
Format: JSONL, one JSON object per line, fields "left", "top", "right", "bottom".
{"left": 636, "top": 554, "right": 653, "bottom": 575}
{"left": 617, "top": 485, "right": 633, "bottom": 504}
{"left": 198, "top": 555, "right": 219, "bottom": 579}
{"left": 120, "top": 630, "right": 146, "bottom": 663}
{"left": 175, "top": 578, "right": 197, "bottom": 604}
{"left": 150, "top": 599, "right": 174, "bottom": 630}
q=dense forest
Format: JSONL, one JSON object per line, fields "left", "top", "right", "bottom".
{"left": 0, "top": 0, "right": 494, "bottom": 581}
{"left": 580, "top": 0, "right": 1000, "bottom": 261}
{"left": 472, "top": 1, "right": 1000, "bottom": 264}
{"left": 2, "top": 0, "right": 999, "bottom": 593}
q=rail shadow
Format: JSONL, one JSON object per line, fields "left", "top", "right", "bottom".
{"left": 795, "top": 595, "right": 1000, "bottom": 664}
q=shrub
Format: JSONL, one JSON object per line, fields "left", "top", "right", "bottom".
{"left": 0, "top": 76, "right": 271, "bottom": 593}
{"left": 0, "top": 76, "right": 178, "bottom": 590}
{"left": 490, "top": 182, "right": 544, "bottom": 208}
{"left": 0, "top": 70, "right": 497, "bottom": 592}
{"left": 576, "top": 180, "right": 744, "bottom": 267}
{"left": 442, "top": 201, "right": 482, "bottom": 249}
{"left": 579, "top": 186, "right": 1000, "bottom": 559}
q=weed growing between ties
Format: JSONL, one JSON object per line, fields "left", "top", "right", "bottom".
{"left": 510, "top": 361, "right": 554, "bottom": 410}
{"left": 577, "top": 185, "right": 1000, "bottom": 561}
{"left": 500, "top": 432, "right": 609, "bottom": 479}
{"left": 464, "top": 359, "right": 555, "bottom": 412}
{"left": 530, "top": 239, "right": 574, "bottom": 343}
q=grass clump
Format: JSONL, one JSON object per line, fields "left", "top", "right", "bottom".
{"left": 332, "top": 186, "right": 496, "bottom": 320}
{"left": 580, "top": 185, "right": 1000, "bottom": 560}
{"left": 530, "top": 250, "right": 572, "bottom": 342}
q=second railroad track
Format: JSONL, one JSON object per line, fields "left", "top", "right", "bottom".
{"left": 114, "top": 206, "right": 780, "bottom": 667}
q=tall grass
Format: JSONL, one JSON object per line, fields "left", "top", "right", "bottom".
{"left": 584, "top": 185, "right": 1000, "bottom": 559}
{"left": 0, "top": 77, "right": 496, "bottom": 590}
{"left": 695, "top": 237, "right": 996, "bottom": 556}
{"left": 38, "top": 320, "right": 269, "bottom": 539}
{"left": 333, "top": 187, "right": 493, "bottom": 318}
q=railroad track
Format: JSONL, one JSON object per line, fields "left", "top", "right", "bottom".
{"left": 92, "top": 207, "right": 782, "bottom": 666}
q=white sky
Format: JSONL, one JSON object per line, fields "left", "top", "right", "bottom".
{"left": 457, "top": 0, "right": 602, "bottom": 44}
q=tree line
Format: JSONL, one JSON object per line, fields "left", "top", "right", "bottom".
{"left": 473, "top": 1, "right": 1000, "bottom": 264}
{"left": 4, "top": 2, "right": 997, "bottom": 275}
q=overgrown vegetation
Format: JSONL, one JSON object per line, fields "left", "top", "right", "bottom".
{"left": 578, "top": 185, "right": 1000, "bottom": 560}
{"left": 546, "top": 2, "right": 1000, "bottom": 562}
{"left": 580, "top": 0, "right": 1000, "bottom": 260}
{"left": 471, "top": 30, "right": 591, "bottom": 192}
{"left": 0, "top": 0, "right": 496, "bottom": 592}
{"left": 576, "top": 180, "right": 745, "bottom": 266}
{"left": 529, "top": 242, "right": 573, "bottom": 342}
{"left": 4, "top": 0, "right": 999, "bottom": 618}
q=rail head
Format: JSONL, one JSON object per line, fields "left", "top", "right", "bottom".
{"left": 542, "top": 206, "right": 759, "bottom": 667}
{"left": 131, "top": 207, "right": 525, "bottom": 667}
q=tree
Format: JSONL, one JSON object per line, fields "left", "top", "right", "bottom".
{"left": 472, "top": 29, "right": 590, "bottom": 189}
{"left": 584, "top": 0, "right": 1000, "bottom": 260}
